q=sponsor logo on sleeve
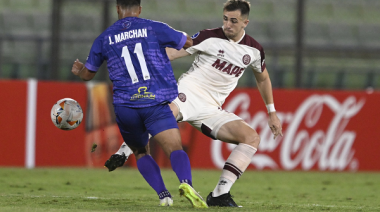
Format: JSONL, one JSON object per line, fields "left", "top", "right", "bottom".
{"left": 191, "top": 32, "right": 200, "bottom": 39}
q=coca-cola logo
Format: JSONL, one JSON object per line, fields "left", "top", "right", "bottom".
{"left": 211, "top": 93, "right": 365, "bottom": 171}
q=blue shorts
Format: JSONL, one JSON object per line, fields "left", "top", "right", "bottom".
{"left": 114, "top": 104, "right": 178, "bottom": 149}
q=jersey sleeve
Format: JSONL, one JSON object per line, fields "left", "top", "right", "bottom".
{"left": 155, "top": 23, "right": 187, "bottom": 50}
{"left": 250, "top": 45, "right": 266, "bottom": 73}
{"left": 185, "top": 30, "right": 210, "bottom": 55}
{"left": 85, "top": 36, "right": 104, "bottom": 72}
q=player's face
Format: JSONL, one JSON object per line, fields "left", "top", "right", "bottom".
{"left": 223, "top": 10, "right": 249, "bottom": 42}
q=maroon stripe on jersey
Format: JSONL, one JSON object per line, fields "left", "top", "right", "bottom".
{"left": 239, "top": 34, "right": 266, "bottom": 72}
{"left": 223, "top": 162, "right": 243, "bottom": 179}
{"left": 192, "top": 27, "right": 228, "bottom": 45}
{"left": 192, "top": 27, "right": 267, "bottom": 72}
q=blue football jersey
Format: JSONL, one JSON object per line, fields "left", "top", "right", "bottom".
{"left": 85, "top": 17, "right": 187, "bottom": 108}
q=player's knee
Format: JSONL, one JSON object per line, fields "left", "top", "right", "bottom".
{"left": 157, "top": 139, "right": 183, "bottom": 158}
{"left": 133, "top": 147, "right": 148, "bottom": 160}
{"left": 243, "top": 133, "right": 260, "bottom": 149}
{"left": 168, "top": 143, "right": 184, "bottom": 153}
{"left": 253, "top": 134, "right": 260, "bottom": 148}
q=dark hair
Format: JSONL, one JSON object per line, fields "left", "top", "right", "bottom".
{"left": 223, "top": 0, "right": 251, "bottom": 18}
{"left": 116, "top": 0, "right": 141, "bottom": 8}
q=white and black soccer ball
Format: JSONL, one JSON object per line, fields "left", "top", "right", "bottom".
{"left": 51, "top": 98, "right": 83, "bottom": 130}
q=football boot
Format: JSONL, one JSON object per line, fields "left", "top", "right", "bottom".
{"left": 206, "top": 192, "right": 238, "bottom": 207}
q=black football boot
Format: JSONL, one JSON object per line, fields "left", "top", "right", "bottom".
{"left": 206, "top": 192, "right": 238, "bottom": 207}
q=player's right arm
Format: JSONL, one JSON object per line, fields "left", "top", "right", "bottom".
{"left": 155, "top": 22, "right": 193, "bottom": 56}
{"left": 165, "top": 48, "right": 191, "bottom": 61}
{"left": 182, "top": 33, "right": 193, "bottom": 49}
{"left": 166, "top": 30, "right": 213, "bottom": 61}
{"left": 72, "top": 36, "right": 104, "bottom": 81}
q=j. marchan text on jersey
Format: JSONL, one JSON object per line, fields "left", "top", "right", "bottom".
{"left": 108, "top": 29, "right": 148, "bottom": 45}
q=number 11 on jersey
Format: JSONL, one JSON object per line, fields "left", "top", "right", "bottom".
{"left": 121, "top": 43, "right": 150, "bottom": 84}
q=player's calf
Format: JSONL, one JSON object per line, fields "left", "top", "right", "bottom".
{"left": 210, "top": 143, "right": 257, "bottom": 206}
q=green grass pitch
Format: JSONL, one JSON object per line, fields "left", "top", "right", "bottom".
{"left": 0, "top": 168, "right": 379, "bottom": 211}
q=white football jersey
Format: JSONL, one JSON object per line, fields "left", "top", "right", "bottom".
{"left": 178, "top": 27, "right": 266, "bottom": 106}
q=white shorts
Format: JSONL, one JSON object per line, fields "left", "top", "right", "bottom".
{"left": 172, "top": 82, "right": 242, "bottom": 139}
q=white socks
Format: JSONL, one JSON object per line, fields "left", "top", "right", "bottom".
{"left": 212, "top": 143, "right": 257, "bottom": 197}
{"left": 116, "top": 143, "right": 133, "bottom": 157}
{"left": 212, "top": 177, "right": 233, "bottom": 197}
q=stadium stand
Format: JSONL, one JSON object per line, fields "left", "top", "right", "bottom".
{"left": 0, "top": 0, "right": 378, "bottom": 89}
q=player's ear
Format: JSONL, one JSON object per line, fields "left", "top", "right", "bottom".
{"left": 243, "top": 19, "right": 249, "bottom": 27}
{"left": 138, "top": 6, "right": 142, "bottom": 15}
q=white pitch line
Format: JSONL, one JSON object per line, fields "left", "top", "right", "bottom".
{"left": 1, "top": 195, "right": 378, "bottom": 210}
{"left": 0, "top": 194, "right": 114, "bottom": 200}
{"left": 235, "top": 201, "right": 378, "bottom": 210}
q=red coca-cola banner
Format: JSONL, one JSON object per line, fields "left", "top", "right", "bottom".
{"left": 187, "top": 89, "right": 380, "bottom": 171}
{"left": 0, "top": 80, "right": 88, "bottom": 167}
{"left": 1, "top": 79, "right": 380, "bottom": 171}
{"left": 35, "top": 81, "right": 87, "bottom": 166}
{"left": 0, "top": 80, "right": 27, "bottom": 166}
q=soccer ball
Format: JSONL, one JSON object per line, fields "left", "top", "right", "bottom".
{"left": 51, "top": 98, "right": 83, "bottom": 130}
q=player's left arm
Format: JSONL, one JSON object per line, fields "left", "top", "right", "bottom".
{"left": 71, "top": 59, "right": 96, "bottom": 81}
{"left": 253, "top": 68, "right": 283, "bottom": 139}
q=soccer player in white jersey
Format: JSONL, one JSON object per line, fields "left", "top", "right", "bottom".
{"left": 105, "top": 0, "right": 283, "bottom": 207}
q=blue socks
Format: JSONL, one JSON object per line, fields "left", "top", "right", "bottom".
{"left": 137, "top": 155, "right": 171, "bottom": 199}
{"left": 136, "top": 150, "right": 193, "bottom": 200}
{"left": 170, "top": 150, "right": 193, "bottom": 186}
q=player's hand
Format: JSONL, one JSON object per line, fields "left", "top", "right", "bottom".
{"left": 268, "top": 112, "right": 283, "bottom": 139}
{"left": 71, "top": 59, "right": 84, "bottom": 76}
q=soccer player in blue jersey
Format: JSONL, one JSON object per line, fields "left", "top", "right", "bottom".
{"left": 105, "top": 0, "right": 283, "bottom": 207}
{"left": 71, "top": 0, "right": 207, "bottom": 208}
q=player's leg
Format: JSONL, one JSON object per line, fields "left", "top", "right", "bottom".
{"left": 129, "top": 144, "right": 173, "bottom": 206}
{"left": 208, "top": 119, "right": 259, "bottom": 207}
{"left": 146, "top": 104, "right": 207, "bottom": 208}
{"left": 104, "top": 142, "right": 133, "bottom": 171}
{"left": 114, "top": 105, "right": 173, "bottom": 206}
{"left": 105, "top": 102, "right": 180, "bottom": 171}
{"left": 152, "top": 129, "right": 207, "bottom": 208}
